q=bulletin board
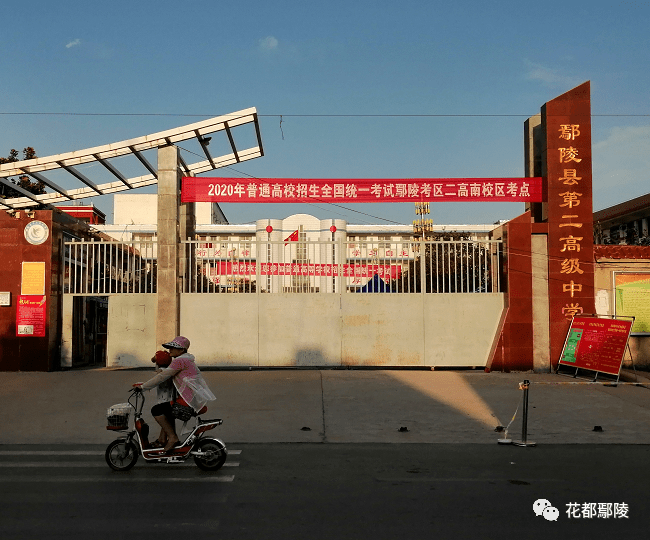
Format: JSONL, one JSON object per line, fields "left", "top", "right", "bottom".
{"left": 557, "top": 315, "right": 634, "bottom": 379}
{"left": 614, "top": 272, "right": 650, "bottom": 335}
{"left": 16, "top": 295, "right": 47, "bottom": 337}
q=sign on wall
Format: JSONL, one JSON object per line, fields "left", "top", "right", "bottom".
{"left": 16, "top": 295, "right": 47, "bottom": 337}
{"left": 182, "top": 177, "right": 543, "bottom": 204}
{"left": 21, "top": 262, "right": 46, "bottom": 295}
{"left": 558, "top": 316, "right": 633, "bottom": 377}
{"left": 614, "top": 273, "right": 650, "bottom": 334}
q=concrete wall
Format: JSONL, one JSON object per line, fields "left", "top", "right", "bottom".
{"left": 113, "top": 193, "right": 219, "bottom": 227}
{"left": 105, "top": 293, "right": 504, "bottom": 368}
{"left": 106, "top": 295, "right": 158, "bottom": 367}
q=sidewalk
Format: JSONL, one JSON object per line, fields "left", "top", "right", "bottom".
{"left": 2, "top": 368, "right": 649, "bottom": 445}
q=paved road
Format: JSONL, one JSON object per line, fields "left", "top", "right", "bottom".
{"left": 1, "top": 443, "right": 648, "bottom": 539}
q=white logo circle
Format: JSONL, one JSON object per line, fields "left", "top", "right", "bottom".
{"left": 24, "top": 220, "right": 49, "bottom": 245}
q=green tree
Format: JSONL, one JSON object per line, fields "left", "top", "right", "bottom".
{"left": 0, "top": 147, "right": 45, "bottom": 199}
{"left": 392, "top": 232, "right": 499, "bottom": 293}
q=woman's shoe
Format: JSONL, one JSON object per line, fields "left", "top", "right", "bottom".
{"left": 163, "top": 437, "right": 179, "bottom": 453}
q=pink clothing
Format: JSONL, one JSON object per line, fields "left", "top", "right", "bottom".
{"left": 141, "top": 353, "right": 215, "bottom": 412}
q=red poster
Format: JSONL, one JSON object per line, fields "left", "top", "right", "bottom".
{"left": 558, "top": 316, "right": 633, "bottom": 376}
{"left": 182, "top": 177, "right": 543, "bottom": 203}
{"left": 16, "top": 295, "right": 47, "bottom": 337}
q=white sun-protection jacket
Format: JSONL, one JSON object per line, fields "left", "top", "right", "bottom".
{"left": 141, "top": 353, "right": 215, "bottom": 412}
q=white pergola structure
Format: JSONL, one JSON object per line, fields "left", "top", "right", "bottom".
{"left": 0, "top": 107, "right": 263, "bottom": 210}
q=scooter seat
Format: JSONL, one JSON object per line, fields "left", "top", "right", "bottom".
{"left": 174, "top": 398, "right": 208, "bottom": 416}
{"left": 198, "top": 418, "right": 223, "bottom": 425}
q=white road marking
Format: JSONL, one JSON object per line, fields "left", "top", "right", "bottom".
{"left": 0, "top": 462, "right": 239, "bottom": 468}
{"left": 0, "top": 451, "right": 104, "bottom": 456}
{"left": 0, "top": 476, "right": 235, "bottom": 483}
{"left": 0, "top": 449, "right": 242, "bottom": 456}
{"left": 375, "top": 477, "right": 564, "bottom": 483}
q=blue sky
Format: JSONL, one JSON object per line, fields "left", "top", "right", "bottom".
{"left": 1, "top": 0, "right": 649, "bottom": 228}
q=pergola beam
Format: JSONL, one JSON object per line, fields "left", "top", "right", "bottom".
{"left": 195, "top": 130, "right": 215, "bottom": 168}
{"left": 128, "top": 146, "right": 158, "bottom": 178}
{"left": 94, "top": 155, "right": 133, "bottom": 189}
{"left": 23, "top": 170, "right": 71, "bottom": 199}
{"left": 57, "top": 163, "right": 103, "bottom": 195}
{"left": 0, "top": 107, "right": 264, "bottom": 209}
{"left": 223, "top": 122, "right": 240, "bottom": 163}
{"left": 0, "top": 178, "right": 43, "bottom": 204}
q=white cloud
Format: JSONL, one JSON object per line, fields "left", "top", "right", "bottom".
{"left": 66, "top": 39, "right": 81, "bottom": 49}
{"left": 594, "top": 125, "right": 650, "bottom": 159}
{"left": 258, "top": 36, "right": 279, "bottom": 51}
{"left": 524, "top": 60, "right": 582, "bottom": 89}
{"left": 593, "top": 125, "right": 650, "bottom": 206}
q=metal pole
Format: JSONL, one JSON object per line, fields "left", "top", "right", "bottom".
{"left": 513, "top": 380, "right": 536, "bottom": 447}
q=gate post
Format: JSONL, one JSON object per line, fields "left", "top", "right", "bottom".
{"left": 61, "top": 295, "right": 73, "bottom": 368}
{"left": 156, "top": 146, "right": 182, "bottom": 345}
{"left": 419, "top": 239, "right": 426, "bottom": 292}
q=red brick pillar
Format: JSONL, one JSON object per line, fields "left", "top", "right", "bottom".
{"left": 542, "top": 82, "right": 596, "bottom": 366}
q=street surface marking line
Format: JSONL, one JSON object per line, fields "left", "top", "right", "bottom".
{"left": 0, "top": 449, "right": 242, "bottom": 456}
{"left": 0, "top": 476, "right": 235, "bottom": 482}
{"left": 375, "top": 477, "right": 566, "bottom": 483}
{"left": 0, "top": 451, "right": 104, "bottom": 456}
{"left": 0, "top": 462, "right": 239, "bottom": 468}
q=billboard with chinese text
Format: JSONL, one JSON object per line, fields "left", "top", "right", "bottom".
{"left": 181, "top": 177, "right": 543, "bottom": 204}
{"left": 558, "top": 316, "right": 633, "bottom": 376}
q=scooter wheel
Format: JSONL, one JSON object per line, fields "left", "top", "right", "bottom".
{"left": 193, "top": 440, "right": 227, "bottom": 471}
{"left": 105, "top": 440, "right": 139, "bottom": 471}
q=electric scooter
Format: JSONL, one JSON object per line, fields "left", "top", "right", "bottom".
{"left": 105, "top": 387, "right": 227, "bottom": 471}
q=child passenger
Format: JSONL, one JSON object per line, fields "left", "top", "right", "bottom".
{"left": 149, "top": 350, "right": 176, "bottom": 448}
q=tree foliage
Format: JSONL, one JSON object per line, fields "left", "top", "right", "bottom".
{"left": 392, "top": 232, "right": 498, "bottom": 293}
{"left": 0, "top": 147, "right": 46, "bottom": 199}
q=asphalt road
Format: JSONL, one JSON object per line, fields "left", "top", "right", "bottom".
{"left": 1, "top": 443, "right": 648, "bottom": 539}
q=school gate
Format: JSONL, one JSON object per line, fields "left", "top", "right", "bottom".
{"left": 2, "top": 86, "right": 595, "bottom": 371}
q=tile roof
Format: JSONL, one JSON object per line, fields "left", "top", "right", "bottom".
{"left": 594, "top": 245, "right": 650, "bottom": 259}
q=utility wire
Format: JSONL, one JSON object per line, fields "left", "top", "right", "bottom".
{"left": 176, "top": 144, "right": 407, "bottom": 229}
{"left": 1, "top": 112, "right": 650, "bottom": 117}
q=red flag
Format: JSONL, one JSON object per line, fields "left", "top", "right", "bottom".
{"left": 284, "top": 229, "right": 299, "bottom": 245}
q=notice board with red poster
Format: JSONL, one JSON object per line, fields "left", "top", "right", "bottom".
{"left": 557, "top": 315, "right": 634, "bottom": 378}
{"left": 16, "top": 295, "right": 47, "bottom": 337}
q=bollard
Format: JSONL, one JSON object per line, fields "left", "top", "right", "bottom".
{"left": 512, "top": 380, "right": 536, "bottom": 447}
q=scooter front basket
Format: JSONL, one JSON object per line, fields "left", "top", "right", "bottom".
{"left": 106, "top": 403, "right": 132, "bottom": 430}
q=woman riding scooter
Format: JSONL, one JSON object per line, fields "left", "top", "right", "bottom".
{"left": 133, "top": 336, "right": 216, "bottom": 453}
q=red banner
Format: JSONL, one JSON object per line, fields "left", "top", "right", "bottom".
{"left": 182, "top": 177, "right": 543, "bottom": 203}
{"left": 205, "top": 262, "right": 401, "bottom": 279}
